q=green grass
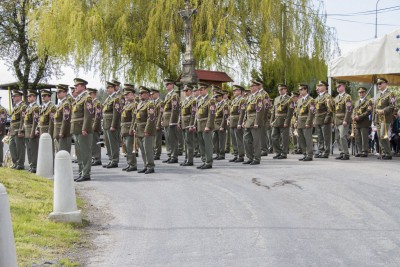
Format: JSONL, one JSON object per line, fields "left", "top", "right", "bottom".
{"left": 0, "top": 168, "right": 83, "bottom": 266}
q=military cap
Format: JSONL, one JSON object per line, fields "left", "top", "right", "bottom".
{"left": 193, "top": 86, "right": 199, "bottom": 91}
{"left": 232, "top": 84, "right": 245, "bottom": 91}
{"left": 377, "top": 77, "right": 388, "bottom": 84}
{"left": 358, "top": 86, "right": 367, "bottom": 92}
{"left": 41, "top": 89, "right": 52, "bottom": 96}
{"left": 87, "top": 88, "right": 98, "bottom": 93}
{"left": 198, "top": 82, "right": 209, "bottom": 89}
{"left": 163, "top": 78, "right": 175, "bottom": 85}
{"left": 213, "top": 91, "right": 224, "bottom": 98}
{"left": 56, "top": 84, "right": 68, "bottom": 92}
{"left": 277, "top": 83, "right": 288, "bottom": 88}
{"left": 11, "top": 90, "right": 23, "bottom": 96}
{"left": 112, "top": 79, "right": 121, "bottom": 85}
{"left": 69, "top": 86, "right": 76, "bottom": 91}
{"left": 138, "top": 86, "right": 150, "bottom": 94}
{"left": 250, "top": 80, "right": 262, "bottom": 87}
{"left": 124, "top": 87, "right": 136, "bottom": 95}
{"left": 106, "top": 81, "right": 116, "bottom": 88}
{"left": 27, "top": 90, "right": 39, "bottom": 96}
{"left": 183, "top": 84, "right": 194, "bottom": 91}
{"left": 222, "top": 89, "right": 229, "bottom": 94}
{"left": 123, "top": 83, "right": 135, "bottom": 90}
{"left": 212, "top": 85, "right": 221, "bottom": 92}
{"left": 292, "top": 91, "right": 300, "bottom": 97}
{"left": 317, "top": 80, "right": 328, "bottom": 87}
{"left": 255, "top": 79, "right": 264, "bottom": 85}
{"left": 150, "top": 88, "right": 160, "bottom": 93}
{"left": 74, "top": 78, "right": 88, "bottom": 86}
{"left": 298, "top": 83, "right": 309, "bottom": 89}
{"left": 335, "top": 80, "right": 347, "bottom": 87}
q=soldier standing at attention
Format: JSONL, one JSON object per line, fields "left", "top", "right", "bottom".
{"left": 120, "top": 85, "right": 137, "bottom": 172}
{"left": 151, "top": 88, "right": 163, "bottom": 160}
{"left": 71, "top": 78, "right": 94, "bottom": 182}
{"left": 333, "top": 81, "right": 353, "bottom": 160}
{"left": 374, "top": 77, "right": 396, "bottom": 160}
{"left": 223, "top": 90, "right": 231, "bottom": 154}
{"left": 102, "top": 81, "right": 122, "bottom": 168}
{"left": 353, "top": 87, "right": 372, "bottom": 157}
{"left": 0, "top": 97, "right": 7, "bottom": 167}
{"left": 296, "top": 84, "right": 316, "bottom": 161}
{"left": 23, "top": 90, "right": 40, "bottom": 173}
{"left": 162, "top": 79, "right": 180, "bottom": 164}
{"left": 88, "top": 88, "right": 102, "bottom": 166}
{"left": 37, "top": 90, "right": 56, "bottom": 138}
{"left": 271, "top": 84, "right": 294, "bottom": 159}
{"left": 290, "top": 92, "right": 301, "bottom": 154}
{"left": 9, "top": 90, "right": 27, "bottom": 170}
{"left": 228, "top": 85, "right": 246, "bottom": 163}
{"left": 313, "top": 81, "right": 334, "bottom": 158}
{"left": 135, "top": 86, "right": 156, "bottom": 174}
{"left": 192, "top": 86, "right": 201, "bottom": 157}
{"left": 195, "top": 82, "right": 216, "bottom": 169}
{"left": 213, "top": 91, "right": 229, "bottom": 160}
{"left": 179, "top": 84, "right": 197, "bottom": 166}
{"left": 53, "top": 85, "right": 72, "bottom": 154}
{"left": 253, "top": 80, "right": 271, "bottom": 157}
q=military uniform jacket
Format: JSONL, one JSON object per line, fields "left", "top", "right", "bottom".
{"left": 92, "top": 98, "right": 102, "bottom": 133}
{"left": 296, "top": 96, "right": 316, "bottom": 129}
{"left": 214, "top": 99, "right": 228, "bottom": 130}
{"left": 180, "top": 96, "right": 196, "bottom": 129}
{"left": 103, "top": 93, "right": 122, "bottom": 130}
{"left": 53, "top": 98, "right": 71, "bottom": 138}
{"left": 154, "top": 98, "right": 164, "bottom": 130}
{"left": 23, "top": 103, "right": 40, "bottom": 138}
{"left": 334, "top": 93, "right": 353, "bottom": 125}
{"left": 228, "top": 96, "right": 246, "bottom": 128}
{"left": 314, "top": 93, "right": 334, "bottom": 125}
{"left": 374, "top": 89, "right": 396, "bottom": 125}
{"left": 135, "top": 99, "right": 156, "bottom": 138}
{"left": 71, "top": 91, "right": 94, "bottom": 135}
{"left": 0, "top": 104, "right": 8, "bottom": 135}
{"left": 120, "top": 101, "right": 136, "bottom": 137}
{"left": 38, "top": 102, "right": 56, "bottom": 137}
{"left": 243, "top": 93, "right": 264, "bottom": 128}
{"left": 10, "top": 102, "right": 27, "bottom": 136}
{"left": 270, "top": 95, "right": 294, "bottom": 128}
{"left": 196, "top": 95, "right": 216, "bottom": 132}
{"left": 258, "top": 89, "right": 271, "bottom": 127}
{"left": 162, "top": 91, "right": 180, "bottom": 127}
{"left": 353, "top": 98, "right": 372, "bottom": 128}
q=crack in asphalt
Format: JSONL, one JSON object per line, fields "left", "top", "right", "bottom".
{"left": 252, "top": 178, "right": 303, "bottom": 190}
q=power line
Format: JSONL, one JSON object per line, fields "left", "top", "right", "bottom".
{"left": 338, "top": 38, "right": 374, "bottom": 43}
{"left": 326, "top": 5, "right": 400, "bottom": 16}
{"left": 329, "top": 17, "right": 400, "bottom": 26}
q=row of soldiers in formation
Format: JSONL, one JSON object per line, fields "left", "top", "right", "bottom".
{"left": 0, "top": 76, "right": 396, "bottom": 181}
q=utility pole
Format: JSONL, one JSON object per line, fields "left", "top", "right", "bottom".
{"left": 375, "top": 0, "right": 381, "bottom": 38}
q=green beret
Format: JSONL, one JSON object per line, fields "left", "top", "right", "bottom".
{"left": 74, "top": 78, "right": 88, "bottom": 86}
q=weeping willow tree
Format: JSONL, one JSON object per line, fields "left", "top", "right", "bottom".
{"left": 33, "top": 0, "right": 338, "bottom": 87}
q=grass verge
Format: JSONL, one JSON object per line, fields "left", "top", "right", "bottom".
{"left": 0, "top": 168, "right": 83, "bottom": 266}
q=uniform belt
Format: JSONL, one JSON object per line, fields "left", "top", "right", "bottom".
{"left": 182, "top": 115, "right": 191, "bottom": 118}
{"left": 54, "top": 122, "right": 62, "bottom": 125}
{"left": 137, "top": 122, "right": 146, "bottom": 125}
{"left": 315, "top": 112, "right": 327, "bottom": 116}
{"left": 298, "top": 115, "right": 309, "bottom": 118}
{"left": 276, "top": 114, "right": 287, "bottom": 117}
{"left": 198, "top": 118, "right": 208, "bottom": 121}
{"left": 163, "top": 111, "right": 171, "bottom": 114}
{"left": 71, "top": 118, "right": 84, "bottom": 122}
{"left": 121, "top": 122, "right": 132, "bottom": 125}
{"left": 230, "top": 115, "right": 239, "bottom": 118}
{"left": 103, "top": 114, "right": 113, "bottom": 117}
{"left": 24, "top": 124, "right": 33, "bottom": 127}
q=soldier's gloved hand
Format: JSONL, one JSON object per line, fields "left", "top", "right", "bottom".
{"left": 59, "top": 134, "right": 64, "bottom": 138}
{"left": 254, "top": 124, "right": 258, "bottom": 129}
{"left": 219, "top": 127, "right": 224, "bottom": 131}
{"left": 82, "top": 130, "right": 88, "bottom": 136}
{"left": 205, "top": 127, "right": 210, "bottom": 132}
{"left": 342, "top": 121, "right": 348, "bottom": 127}
{"left": 305, "top": 125, "right": 311, "bottom": 129}
{"left": 144, "top": 132, "right": 149, "bottom": 137}
{"left": 18, "top": 133, "right": 24, "bottom": 138}
{"left": 237, "top": 124, "right": 242, "bottom": 129}
{"left": 110, "top": 127, "right": 116, "bottom": 132}
{"left": 283, "top": 124, "right": 288, "bottom": 128}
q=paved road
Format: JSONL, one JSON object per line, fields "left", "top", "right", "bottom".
{"left": 77, "top": 149, "right": 400, "bottom": 267}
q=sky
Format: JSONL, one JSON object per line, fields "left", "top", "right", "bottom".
{"left": 1, "top": 0, "right": 399, "bottom": 105}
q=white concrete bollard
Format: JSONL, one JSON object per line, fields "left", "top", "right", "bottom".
{"left": 36, "top": 133, "right": 54, "bottom": 179}
{"left": 49, "top": 151, "right": 82, "bottom": 223}
{"left": 0, "top": 183, "right": 18, "bottom": 267}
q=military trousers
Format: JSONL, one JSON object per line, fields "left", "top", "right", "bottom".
{"left": 231, "top": 127, "right": 244, "bottom": 159}
{"left": 198, "top": 131, "right": 213, "bottom": 166}
{"left": 260, "top": 125, "right": 269, "bottom": 153}
{"left": 272, "top": 127, "right": 290, "bottom": 156}
{"left": 154, "top": 129, "right": 162, "bottom": 157}
{"left": 91, "top": 132, "right": 101, "bottom": 162}
{"left": 55, "top": 137, "right": 72, "bottom": 154}
{"left": 177, "top": 128, "right": 184, "bottom": 154}
{"left": 0, "top": 134, "right": 4, "bottom": 165}
{"left": 193, "top": 132, "right": 200, "bottom": 155}
{"left": 123, "top": 135, "right": 137, "bottom": 167}
{"left": 72, "top": 135, "right": 79, "bottom": 160}
{"left": 298, "top": 128, "right": 313, "bottom": 158}
{"left": 225, "top": 128, "right": 231, "bottom": 153}
{"left": 377, "top": 123, "right": 392, "bottom": 156}
{"left": 315, "top": 124, "right": 332, "bottom": 156}
{"left": 266, "top": 126, "right": 273, "bottom": 151}
{"left": 335, "top": 124, "right": 350, "bottom": 156}
{"left": 182, "top": 129, "right": 194, "bottom": 163}
{"left": 243, "top": 127, "right": 261, "bottom": 162}
{"left": 105, "top": 128, "right": 120, "bottom": 164}
{"left": 25, "top": 137, "right": 39, "bottom": 169}
{"left": 138, "top": 135, "right": 155, "bottom": 170}
{"left": 355, "top": 127, "right": 369, "bottom": 155}
{"left": 165, "top": 126, "right": 179, "bottom": 160}
{"left": 74, "top": 133, "right": 92, "bottom": 178}
{"left": 292, "top": 128, "right": 300, "bottom": 150}
{"left": 213, "top": 129, "right": 226, "bottom": 158}
{"left": 10, "top": 135, "right": 25, "bottom": 168}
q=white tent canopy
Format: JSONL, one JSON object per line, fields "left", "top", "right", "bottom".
{"left": 329, "top": 28, "right": 400, "bottom": 85}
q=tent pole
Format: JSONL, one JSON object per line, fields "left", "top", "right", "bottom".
{"left": 8, "top": 87, "right": 11, "bottom": 112}
{"left": 328, "top": 77, "right": 332, "bottom": 95}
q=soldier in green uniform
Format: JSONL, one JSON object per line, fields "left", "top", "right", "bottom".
{"left": 135, "top": 86, "right": 156, "bottom": 174}
{"left": 179, "top": 84, "right": 197, "bottom": 166}
{"left": 374, "top": 77, "right": 396, "bottom": 160}
{"left": 192, "top": 86, "right": 201, "bottom": 157}
{"left": 53, "top": 85, "right": 72, "bottom": 154}
{"left": 296, "top": 84, "right": 316, "bottom": 161}
{"left": 313, "top": 81, "right": 334, "bottom": 158}
{"left": 290, "top": 92, "right": 302, "bottom": 154}
{"left": 69, "top": 86, "right": 79, "bottom": 163}
{"left": 223, "top": 90, "right": 231, "bottom": 154}
{"left": 195, "top": 82, "right": 216, "bottom": 169}
{"left": 0, "top": 98, "right": 7, "bottom": 167}
{"left": 102, "top": 81, "right": 122, "bottom": 168}
{"left": 23, "top": 90, "right": 40, "bottom": 173}
{"left": 86, "top": 88, "right": 102, "bottom": 166}
{"left": 353, "top": 87, "right": 373, "bottom": 157}
{"left": 252, "top": 80, "right": 271, "bottom": 157}
{"left": 333, "top": 81, "right": 353, "bottom": 160}
{"left": 71, "top": 78, "right": 95, "bottom": 182}
{"left": 213, "top": 92, "right": 229, "bottom": 160}
{"left": 9, "top": 90, "right": 26, "bottom": 170}
{"left": 151, "top": 88, "right": 163, "bottom": 160}
{"left": 228, "top": 85, "right": 246, "bottom": 162}
{"left": 120, "top": 85, "right": 137, "bottom": 172}
{"left": 162, "top": 79, "right": 180, "bottom": 163}
{"left": 271, "top": 84, "right": 294, "bottom": 159}
{"left": 242, "top": 81, "right": 264, "bottom": 165}
{"left": 37, "top": 90, "right": 56, "bottom": 138}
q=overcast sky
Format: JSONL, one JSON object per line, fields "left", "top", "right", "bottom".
{"left": 1, "top": 0, "right": 399, "bottom": 104}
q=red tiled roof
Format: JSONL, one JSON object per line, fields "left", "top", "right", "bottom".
{"left": 196, "top": 70, "right": 233, "bottom": 83}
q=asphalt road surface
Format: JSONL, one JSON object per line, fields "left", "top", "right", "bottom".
{"left": 76, "top": 149, "right": 400, "bottom": 267}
